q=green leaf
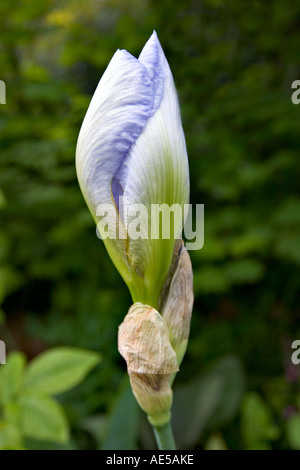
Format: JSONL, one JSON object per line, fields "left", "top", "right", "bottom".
{"left": 24, "top": 347, "right": 101, "bottom": 395}
{"left": 81, "top": 414, "right": 108, "bottom": 448}
{"left": 193, "top": 266, "right": 230, "bottom": 294}
{"left": 0, "top": 267, "right": 22, "bottom": 305}
{"left": 102, "top": 378, "right": 139, "bottom": 450}
{"left": 225, "top": 259, "right": 265, "bottom": 284}
{"left": 0, "top": 308, "right": 5, "bottom": 324}
{"left": 18, "top": 394, "right": 69, "bottom": 444}
{"left": 241, "top": 392, "right": 280, "bottom": 450}
{"left": 0, "top": 188, "right": 6, "bottom": 209}
{"left": 24, "top": 437, "right": 77, "bottom": 450}
{"left": 204, "top": 433, "right": 228, "bottom": 450}
{"left": 172, "top": 356, "right": 245, "bottom": 449}
{"left": 207, "top": 356, "right": 246, "bottom": 429}
{"left": 0, "top": 421, "right": 23, "bottom": 450}
{"left": 286, "top": 413, "right": 300, "bottom": 450}
{"left": 0, "top": 351, "right": 26, "bottom": 404}
{"left": 173, "top": 372, "right": 223, "bottom": 448}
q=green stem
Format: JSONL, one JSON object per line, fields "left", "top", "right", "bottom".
{"left": 152, "top": 421, "right": 177, "bottom": 450}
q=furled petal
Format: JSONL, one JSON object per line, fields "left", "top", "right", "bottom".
{"left": 76, "top": 49, "right": 155, "bottom": 215}
{"left": 158, "top": 239, "right": 194, "bottom": 365}
{"left": 112, "top": 31, "right": 166, "bottom": 196}
{"left": 121, "top": 33, "right": 190, "bottom": 303}
{"left": 124, "top": 32, "right": 189, "bottom": 207}
{"left": 138, "top": 31, "right": 166, "bottom": 112}
{"left": 76, "top": 32, "right": 190, "bottom": 308}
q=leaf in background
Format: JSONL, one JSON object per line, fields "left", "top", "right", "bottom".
{"left": 207, "top": 356, "right": 246, "bottom": 429}
{"left": 0, "top": 267, "right": 23, "bottom": 305}
{"left": 173, "top": 372, "right": 223, "bottom": 449}
{"left": 0, "top": 351, "right": 26, "bottom": 404}
{"left": 204, "top": 433, "right": 228, "bottom": 450}
{"left": 24, "top": 437, "right": 78, "bottom": 450}
{"left": 81, "top": 414, "right": 108, "bottom": 448}
{"left": 286, "top": 413, "right": 300, "bottom": 450}
{"left": 24, "top": 347, "right": 101, "bottom": 395}
{"left": 18, "top": 394, "right": 69, "bottom": 444}
{"left": 0, "top": 188, "right": 6, "bottom": 209}
{"left": 0, "top": 421, "right": 23, "bottom": 450}
{"left": 101, "top": 378, "right": 139, "bottom": 450}
{"left": 193, "top": 266, "right": 230, "bottom": 294}
{"left": 225, "top": 258, "right": 265, "bottom": 284}
{"left": 172, "top": 355, "right": 245, "bottom": 449}
{"left": 0, "top": 308, "right": 5, "bottom": 325}
{"left": 241, "top": 392, "right": 280, "bottom": 449}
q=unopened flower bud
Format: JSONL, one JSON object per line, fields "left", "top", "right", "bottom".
{"left": 76, "top": 32, "right": 190, "bottom": 308}
{"left": 159, "top": 239, "right": 194, "bottom": 365}
{"left": 118, "top": 303, "right": 178, "bottom": 426}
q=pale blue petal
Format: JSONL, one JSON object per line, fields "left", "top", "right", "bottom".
{"left": 121, "top": 34, "right": 190, "bottom": 298}
{"left": 138, "top": 30, "right": 166, "bottom": 112}
{"left": 123, "top": 31, "right": 189, "bottom": 211}
{"left": 76, "top": 32, "right": 190, "bottom": 307}
{"left": 76, "top": 49, "right": 154, "bottom": 213}
{"left": 112, "top": 32, "right": 168, "bottom": 204}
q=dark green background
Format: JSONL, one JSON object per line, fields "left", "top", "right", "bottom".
{"left": 0, "top": 0, "right": 300, "bottom": 449}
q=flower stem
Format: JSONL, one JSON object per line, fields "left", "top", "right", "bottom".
{"left": 152, "top": 421, "right": 177, "bottom": 450}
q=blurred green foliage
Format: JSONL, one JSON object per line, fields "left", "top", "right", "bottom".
{"left": 0, "top": 348, "right": 100, "bottom": 449}
{"left": 0, "top": 0, "right": 300, "bottom": 449}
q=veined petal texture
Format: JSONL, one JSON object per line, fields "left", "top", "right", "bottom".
{"left": 76, "top": 49, "right": 155, "bottom": 213}
{"left": 76, "top": 31, "right": 190, "bottom": 307}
